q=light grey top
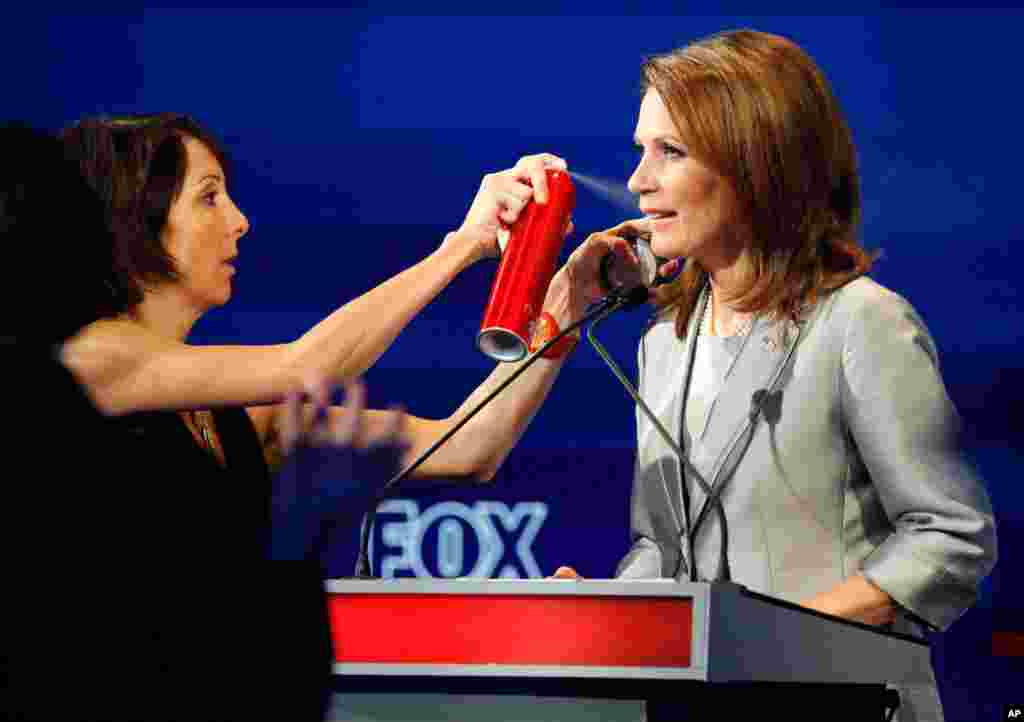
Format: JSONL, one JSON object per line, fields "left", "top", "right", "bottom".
{"left": 683, "top": 307, "right": 749, "bottom": 449}
{"left": 615, "top": 277, "right": 998, "bottom": 722}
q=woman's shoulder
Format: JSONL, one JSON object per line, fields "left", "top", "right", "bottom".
{"left": 636, "top": 305, "right": 686, "bottom": 376}
{"left": 68, "top": 317, "right": 161, "bottom": 343}
{"left": 819, "top": 276, "right": 938, "bottom": 362}
{"left": 59, "top": 318, "right": 181, "bottom": 414}
{"left": 818, "top": 275, "right": 920, "bottom": 332}
{"left": 827, "top": 275, "right": 905, "bottom": 310}
{"left": 638, "top": 305, "right": 681, "bottom": 346}
{"left": 62, "top": 318, "right": 170, "bottom": 367}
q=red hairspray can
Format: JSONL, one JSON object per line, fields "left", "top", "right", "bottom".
{"left": 477, "top": 169, "right": 575, "bottom": 362}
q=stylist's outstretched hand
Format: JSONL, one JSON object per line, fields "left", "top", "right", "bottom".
{"left": 444, "top": 153, "right": 571, "bottom": 265}
{"left": 270, "top": 379, "right": 407, "bottom": 561}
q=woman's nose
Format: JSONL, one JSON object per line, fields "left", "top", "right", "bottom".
{"left": 231, "top": 199, "right": 250, "bottom": 239}
{"left": 628, "top": 156, "right": 655, "bottom": 196}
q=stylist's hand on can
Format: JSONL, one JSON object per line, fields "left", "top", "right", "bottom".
{"left": 442, "top": 153, "right": 571, "bottom": 268}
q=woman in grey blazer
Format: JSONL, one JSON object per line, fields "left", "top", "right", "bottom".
{"left": 551, "top": 30, "right": 997, "bottom": 721}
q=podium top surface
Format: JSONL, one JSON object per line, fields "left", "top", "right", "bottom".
{"left": 326, "top": 577, "right": 721, "bottom": 598}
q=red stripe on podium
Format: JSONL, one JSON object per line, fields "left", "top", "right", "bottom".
{"left": 328, "top": 593, "right": 693, "bottom": 668}
{"left": 992, "top": 631, "right": 1024, "bottom": 657}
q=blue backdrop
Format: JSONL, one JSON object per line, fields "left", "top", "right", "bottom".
{"left": 11, "top": 6, "right": 1022, "bottom": 720}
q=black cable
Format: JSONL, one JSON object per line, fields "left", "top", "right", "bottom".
{"left": 353, "top": 292, "right": 635, "bottom": 578}
{"left": 883, "top": 688, "right": 901, "bottom": 721}
{"left": 687, "top": 323, "right": 802, "bottom": 580}
{"left": 586, "top": 307, "right": 724, "bottom": 583}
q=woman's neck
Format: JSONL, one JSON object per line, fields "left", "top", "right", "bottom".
{"left": 128, "top": 286, "right": 203, "bottom": 342}
{"left": 705, "top": 259, "right": 750, "bottom": 337}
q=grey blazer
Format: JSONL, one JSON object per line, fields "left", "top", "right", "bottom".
{"left": 615, "top": 277, "right": 997, "bottom": 722}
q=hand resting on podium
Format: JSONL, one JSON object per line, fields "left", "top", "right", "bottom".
{"left": 549, "top": 565, "right": 584, "bottom": 580}
{"left": 548, "top": 564, "right": 895, "bottom": 626}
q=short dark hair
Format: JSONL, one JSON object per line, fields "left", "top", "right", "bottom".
{"left": 0, "top": 123, "right": 125, "bottom": 345}
{"left": 60, "top": 113, "right": 232, "bottom": 316}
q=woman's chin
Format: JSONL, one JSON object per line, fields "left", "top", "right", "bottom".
{"left": 650, "top": 233, "right": 684, "bottom": 261}
{"left": 203, "top": 286, "right": 233, "bottom": 310}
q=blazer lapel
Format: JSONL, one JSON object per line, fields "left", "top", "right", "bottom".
{"left": 688, "top": 316, "right": 797, "bottom": 527}
{"left": 704, "top": 320, "right": 790, "bottom": 461}
{"left": 666, "top": 299, "right": 705, "bottom": 538}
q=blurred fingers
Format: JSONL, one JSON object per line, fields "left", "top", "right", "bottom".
{"left": 364, "top": 406, "right": 407, "bottom": 450}
{"left": 279, "top": 391, "right": 304, "bottom": 455}
{"left": 330, "top": 379, "right": 365, "bottom": 446}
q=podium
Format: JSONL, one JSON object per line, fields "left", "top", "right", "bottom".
{"left": 324, "top": 579, "right": 932, "bottom": 721}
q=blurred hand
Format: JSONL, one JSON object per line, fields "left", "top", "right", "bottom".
{"left": 278, "top": 379, "right": 404, "bottom": 455}
{"left": 443, "top": 153, "right": 570, "bottom": 265}
{"left": 271, "top": 379, "right": 407, "bottom": 561}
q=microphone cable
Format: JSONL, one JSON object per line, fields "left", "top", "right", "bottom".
{"left": 353, "top": 290, "right": 642, "bottom": 578}
{"left": 588, "top": 296, "right": 805, "bottom": 584}
{"left": 586, "top": 303, "right": 719, "bottom": 583}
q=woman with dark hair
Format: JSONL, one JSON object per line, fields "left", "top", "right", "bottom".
{"left": 52, "top": 113, "right": 592, "bottom": 718}
{"left": 59, "top": 113, "right": 574, "bottom": 482}
{"left": 1, "top": 123, "right": 406, "bottom": 722}
{"left": 542, "top": 30, "right": 996, "bottom": 721}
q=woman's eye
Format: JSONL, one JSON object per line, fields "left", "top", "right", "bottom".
{"left": 660, "top": 142, "right": 685, "bottom": 159}
{"left": 202, "top": 191, "right": 218, "bottom": 206}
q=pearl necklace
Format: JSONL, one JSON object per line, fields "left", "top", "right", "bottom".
{"left": 704, "top": 291, "right": 754, "bottom": 338}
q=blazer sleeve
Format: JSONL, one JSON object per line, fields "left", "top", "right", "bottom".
{"left": 839, "top": 289, "right": 997, "bottom": 631}
{"left": 615, "top": 453, "right": 669, "bottom": 579}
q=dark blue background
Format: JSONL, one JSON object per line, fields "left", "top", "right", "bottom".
{"left": 10, "top": 6, "right": 1022, "bottom": 720}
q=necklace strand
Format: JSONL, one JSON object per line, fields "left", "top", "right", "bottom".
{"left": 186, "top": 410, "right": 222, "bottom": 464}
{"left": 705, "top": 291, "right": 754, "bottom": 338}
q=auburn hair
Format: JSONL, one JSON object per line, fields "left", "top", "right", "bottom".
{"left": 643, "top": 30, "right": 875, "bottom": 335}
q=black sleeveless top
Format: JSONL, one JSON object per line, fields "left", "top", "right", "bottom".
{"left": 104, "top": 408, "right": 332, "bottom": 721}
{"left": 110, "top": 406, "right": 272, "bottom": 563}
{"left": 5, "top": 354, "right": 330, "bottom": 721}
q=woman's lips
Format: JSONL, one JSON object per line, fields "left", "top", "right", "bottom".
{"left": 647, "top": 213, "right": 678, "bottom": 232}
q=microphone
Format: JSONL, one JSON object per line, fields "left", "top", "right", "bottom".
{"left": 606, "top": 283, "right": 652, "bottom": 310}
{"left": 599, "top": 230, "right": 675, "bottom": 298}
{"left": 352, "top": 291, "right": 642, "bottom": 578}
